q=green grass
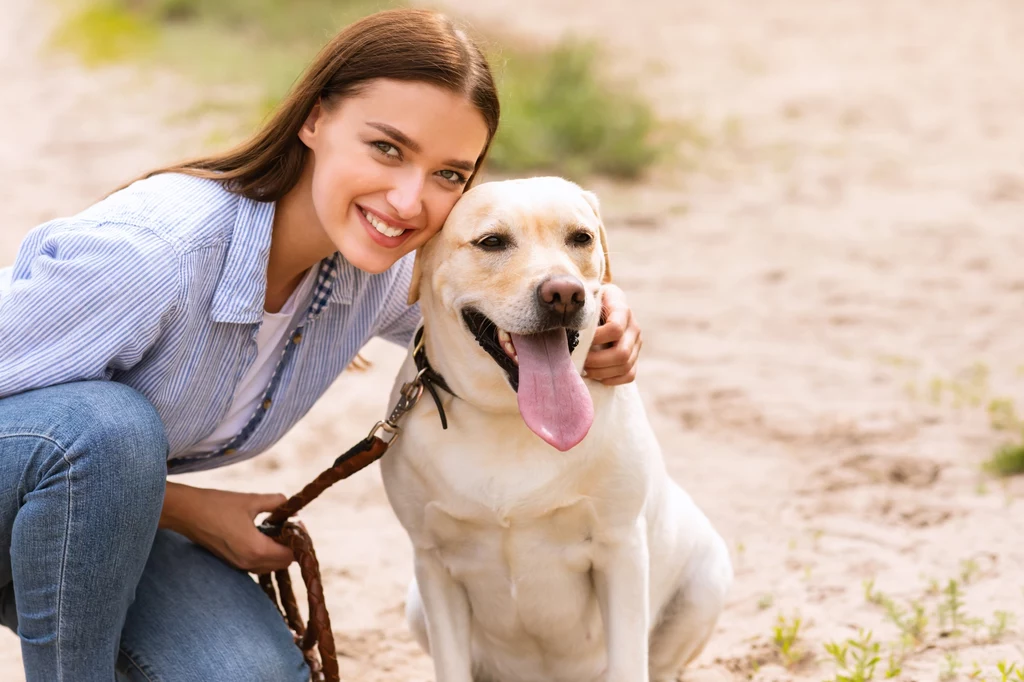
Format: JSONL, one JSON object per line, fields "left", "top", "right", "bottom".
{"left": 771, "top": 612, "right": 806, "bottom": 668}
{"left": 984, "top": 393, "right": 1024, "bottom": 476}
{"left": 52, "top": 0, "right": 671, "bottom": 179}
{"left": 985, "top": 442, "right": 1024, "bottom": 477}
{"left": 486, "top": 40, "right": 663, "bottom": 178}
{"left": 52, "top": 2, "right": 159, "bottom": 64}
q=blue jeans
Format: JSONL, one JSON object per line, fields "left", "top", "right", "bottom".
{"left": 0, "top": 381, "right": 309, "bottom": 682}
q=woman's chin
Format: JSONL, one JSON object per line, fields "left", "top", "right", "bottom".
{"left": 336, "top": 244, "right": 405, "bottom": 274}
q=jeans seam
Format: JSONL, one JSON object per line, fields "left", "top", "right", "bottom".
{"left": 56, "top": 448, "right": 73, "bottom": 682}
{"left": 0, "top": 432, "right": 66, "bottom": 446}
{"left": 0, "top": 431, "right": 74, "bottom": 679}
{"left": 0, "top": 432, "right": 79, "bottom": 469}
{"left": 118, "top": 645, "right": 160, "bottom": 682}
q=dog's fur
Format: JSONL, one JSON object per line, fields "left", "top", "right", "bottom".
{"left": 381, "top": 177, "right": 732, "bottom": 682}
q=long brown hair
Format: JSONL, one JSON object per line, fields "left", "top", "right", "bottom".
{"left": 144, "top": 9, "right": 499, "bottom": 200}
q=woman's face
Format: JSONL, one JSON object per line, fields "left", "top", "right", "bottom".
{"left": 298, "top": 78, "right": 491, "bottom": 274}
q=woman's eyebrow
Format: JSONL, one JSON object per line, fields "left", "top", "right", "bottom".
{"left": 366, "top": 121, "right": 476, "bottom": 172}
{"left": 367, "top": 121, "right": 421, "bottom": 152}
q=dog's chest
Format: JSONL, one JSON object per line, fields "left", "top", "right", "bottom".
{"left": 423, "top": 495, "right": 599, "bottom": 580}
{"left": 423, "top": 494, "right": 605, "bottom": 644}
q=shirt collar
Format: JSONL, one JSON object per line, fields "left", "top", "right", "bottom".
{"left": 210, "top": 194, "right": 275, "bottom": 324}
{"left": 210, "top": 194, "right": 355, "bottom": 323}
{"left": 306, "top": 253, "right": 355, "bottom": 319}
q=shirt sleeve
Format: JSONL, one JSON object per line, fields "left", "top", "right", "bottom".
{"left": 0, "top": 219, "right": 182, "bottom": 398}
{"left": 372, "top": 253, "right": 422, "bottom": 348}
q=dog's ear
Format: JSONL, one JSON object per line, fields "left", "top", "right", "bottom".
{"left": 582, "top": 190, "right": 613, "bottom": 284}
{"left": 406, "top": 248, "right": 424, "bottom": 305}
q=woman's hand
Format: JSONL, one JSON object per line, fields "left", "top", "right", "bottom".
{"left": 160, "top": 482, "right": 295, "bottom": 573}
{"left": 584, "top": 284, "right": 642, "bottom": 385}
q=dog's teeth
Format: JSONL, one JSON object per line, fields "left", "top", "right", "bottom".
{"left": 502, "top": 340, "right": 518, "bottom": 364}
{"left": 497, "top": 329, "right": 518, "bottom": 364}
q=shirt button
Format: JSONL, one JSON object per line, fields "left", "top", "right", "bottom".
{"left": 262, "top": 398, "right": 272, "bottom": 410}
{"left": 224, "top": 448, "right": 236, "bottom": 455}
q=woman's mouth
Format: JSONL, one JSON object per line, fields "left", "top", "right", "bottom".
{"left": 362, "top": 208, "right": 406, "bottom": 237}
{"left": 357, "top": 206, "right": 415, "bottom": 247}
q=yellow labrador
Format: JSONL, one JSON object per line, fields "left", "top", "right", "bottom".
{"left": 381, "top": 177, "right": 731, "bottom": 682}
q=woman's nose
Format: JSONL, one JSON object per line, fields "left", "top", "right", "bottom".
{"left": 386, "top": 171, "right": 425, "bottom": 220}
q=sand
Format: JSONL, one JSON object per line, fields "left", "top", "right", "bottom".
{"left": 2, "top": 0, "right": 1023, "bottom": 679}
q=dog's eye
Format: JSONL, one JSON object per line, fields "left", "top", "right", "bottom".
{"left": 570, "top": 231, "right": 594, "bottom": 245}
{"left": 476, "top": 235, "right": 508, "bottom": 251}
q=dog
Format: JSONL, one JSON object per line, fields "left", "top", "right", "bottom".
{"left": 380, "top": 177, "right": 732, "bottom": 682}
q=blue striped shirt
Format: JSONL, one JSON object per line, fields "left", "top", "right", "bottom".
{"left": 0, "top": 173, "right": 421, "bottom": 473}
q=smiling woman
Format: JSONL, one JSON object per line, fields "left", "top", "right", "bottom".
{"left": 287, "top": 80, "right": 490, "bottom": 278}
{"left": 0, "top": 7, "right": 641, "bottom": 682}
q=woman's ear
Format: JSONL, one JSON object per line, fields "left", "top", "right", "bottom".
{"left": 582, "top": 190, "right": 613, "bottom": 284}
{"left": 298, "top": 102, "right": 324, "bottom": 148}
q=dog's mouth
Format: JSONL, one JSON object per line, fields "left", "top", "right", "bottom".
{"left": 461, "top": 310, "right": 580, "bottom": 392}
{"left": 461, "top": 309, "right": 592, "bottom": 451}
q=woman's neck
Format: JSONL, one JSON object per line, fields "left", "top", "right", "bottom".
{"left": 265, "top": 162, "right": 334, "bottom": 313}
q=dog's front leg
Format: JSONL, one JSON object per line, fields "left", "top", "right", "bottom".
{"left": 593, "top": 518, "right": 651, "bottom": 682}
{"left": 414, "top": 550, "right": 475, "bottom": 682}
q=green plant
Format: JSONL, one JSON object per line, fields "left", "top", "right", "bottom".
{"left": 772, "top": 612, "right": 805, "bottom": 667}
{"left": 864, "top": 578, "right": 886, "bottom": 606}
{"left": 486, "top": 40, "right": 671, "bottom": 178}
{"left": 51, "top": 2, "right": 159, "bottom": 64}
{"left": 938, "top": 579, "right": 967, "bottom": 636}
{"left": 941, "top": 652, "right": 962, "bottom": 681}
{"left": 985, "top": 442, "right": 1024, "bottom": 477}
{"left": 824, "top": 630, "right": 882, "bottom": 682}
{"left": 884, "top": 649, "right": 902, "bottom": 678}
{"left": 825, "top": 640, "right": 850, "bottom": 669}
{"left": 996, "top": 661, "right": 1018, "bottom": 682}
{"left": 960, "top": 558, "right": 981, "bottom": 584}
{"left": 883, "top": 597, "right": 928, "bottom": 646}
{"left": 987, "top": 398, "right": 1022, "bottom": 431}
{"left": 757, "top": 594, "right": 774, "bottom": 611}
{"left": 988, "top": 610, "right": 1014, "bottom": 641}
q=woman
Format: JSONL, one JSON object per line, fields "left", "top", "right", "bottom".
{"left": 0, "top": 8, "right": 642, "bottom": 681}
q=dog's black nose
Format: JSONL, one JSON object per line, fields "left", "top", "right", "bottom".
{"left": 537, "top": 276, "right": 585, "bottom": 317}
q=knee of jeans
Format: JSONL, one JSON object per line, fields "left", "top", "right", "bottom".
{"left": 207, "top": 638, "right": 310, "bottom": 682}
{"left": 118, "top": 641, "right": 309, "bottom": 682}
{"left": 53, "top": 382, "right": 168, "bottom": 498}
{"left": 250, "top": 643, "right": 310, "bottom": 682}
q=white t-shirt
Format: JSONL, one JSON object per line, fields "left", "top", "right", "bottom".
{"left": 182, "top": 267, "right": 317, "bottom": 455}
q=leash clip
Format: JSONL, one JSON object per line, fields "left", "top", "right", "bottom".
{"left": 389, "top": 376, "right": 425, "bottom": 422}
{"left": 367, "top": 419, "right": 401, "bottom": 444}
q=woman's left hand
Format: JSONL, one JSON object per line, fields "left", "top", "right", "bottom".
{"left": 584, "top": 284, "right": 642, "bottom": 385}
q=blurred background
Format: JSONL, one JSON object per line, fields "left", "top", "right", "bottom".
{"left": 2, "top": 0, "right": 1024, "bottom": 680}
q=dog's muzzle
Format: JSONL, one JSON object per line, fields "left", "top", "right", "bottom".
{"left": 461, "top": 310, "right": 579, "bottom": 393}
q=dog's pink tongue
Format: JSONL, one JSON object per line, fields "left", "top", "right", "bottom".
{"left": 510, "top": 330, "right": 594, "bottom": 451}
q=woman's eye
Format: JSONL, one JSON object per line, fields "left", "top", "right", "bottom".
{"left": 438, "top": 169, "right": 467, "bottom": 186}
{"left": 372, "top": 141, "right": 400, "bottom": 158}
{"left": 571, "top": 231, "right": 594, "bottom": 245}
{"left": 477, "top": 235, "right": 507, "bottom": 250}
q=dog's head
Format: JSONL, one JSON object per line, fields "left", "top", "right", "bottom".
{"left": 409, "top": 177, "right": 612, "bottom": 451}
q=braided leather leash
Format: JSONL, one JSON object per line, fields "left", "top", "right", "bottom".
{"left": 255, "top": 328, "right": 453, "bottom": 681}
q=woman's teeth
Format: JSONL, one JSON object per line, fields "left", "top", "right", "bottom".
{"left": 497, "top": 329, "right": 518, "bottom": 365}
{"left": 362, "top": 209, "right": 406, "bottom": 238}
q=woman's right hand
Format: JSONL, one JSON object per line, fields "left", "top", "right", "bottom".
{"left": 160, "top": 481, "right": 296, "bottom": 573}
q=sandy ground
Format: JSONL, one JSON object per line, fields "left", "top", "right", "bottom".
{"left": 3, "top": 0, "right": 1024, "bottom": 679}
